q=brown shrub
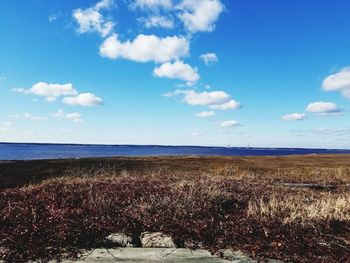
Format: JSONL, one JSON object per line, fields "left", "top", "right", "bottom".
{"left": 0, "top": 168, "right": 350, "bottom": 262}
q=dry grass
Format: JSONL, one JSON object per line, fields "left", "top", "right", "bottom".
{"left": 2, "top": 155, "right": 350, "bottom": 189}
{"left": 247, "top": 191, "right": 350, "bottom": 224}
{"left": 210, "top": 165, "right": 350, "bottom": 185}
{"left": 1, "top": 157, "right": 350, "bottom": 262}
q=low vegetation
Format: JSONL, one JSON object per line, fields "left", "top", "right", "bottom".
{"left": 248, "top": 192, "right": 350, "bottom": 224}
{"left": 1, "top": 156, "right": 350, "bottom": 262}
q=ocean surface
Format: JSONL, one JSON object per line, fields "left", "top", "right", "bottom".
{"left": 0, "top": 143, "right": 350, "bottom": 160}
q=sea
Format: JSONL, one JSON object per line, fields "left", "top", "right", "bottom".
{"left": 0, "top": 143, "right": 350, "bottom": 160}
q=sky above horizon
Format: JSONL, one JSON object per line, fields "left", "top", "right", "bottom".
{"left": 1, "top": 0, "right": 350, "bottom": 148}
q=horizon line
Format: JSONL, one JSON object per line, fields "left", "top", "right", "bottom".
{"left": 0, "top": 141, "right": 350, "bottom": 151}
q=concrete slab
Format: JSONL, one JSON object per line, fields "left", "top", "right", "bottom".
{"left": 57, "top": 248, "right": 232, "bottom": 262}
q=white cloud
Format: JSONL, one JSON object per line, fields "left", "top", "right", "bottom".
{"left": 49, "top": 15, "right": 58, "bottom": 23}
{"left": 173, "top": 89, "right": 241, "bottom": 110}
{"left": 192, "top": 131, "right": 202, "bottom": 137}
{"left": 12, "top": 82, "right": 102, "bottom": 107}
{"left": 209, "top": 100, "right": 241, "bottom": 110}
{"left": 195, "top": 110, "right": 215, "bottom": 117}
{"left": 133, "top": 0, "right": 173, "bottom": 10}
{"left": 63, "top": 129, "right": 74, "bottom": 133}
{"left": 314, "top": 128, "right": 338, "bottom": 135}
{"left": 199, "top": 53, "right": 218, "bottom": 65}
{"left": 306, "top": 101, "right": 342, "bottom": 115}
{"left": 48, "top": 12, "right": 62, "bottom": 23}
{"left": 162, "top": 92, "right": 175, "bottom": 97}
{"left": 139, "top": 15, "right": 174, "bottom": 29}
{"left": 220, "top": 120, "right": 239, "bottom": 128}
{"left": 99, "top": 34, "right": 189, "bottom": 63}
{"left": 293, "top": 128, "right": 350, "bottom": 137}
{"left": 65, "top": 113, "right": 83, "bottom": 122}
{"left": 12, "top": 82, "right": 78, "bottom": 102}
{"left": 46, "top": 97, "right": 57, "bottom": 102}
{"left": 8, "top": 114, "right": 20, "bottom": 119}
{"left": 0, "top": 76, "right": 6, "bottom": 81}
{"left": 313, "top": 128, "right": 350, "bottom": 136}
{"left": 153, "top": 60, "right": 199, "bottom": 85}
{"left": 30, "top": 82, "right": 78, "bottom": 101}
{"left": 72, "top": 0, "right": 114, "bottom": 37}
{"left": 176, "top": 0, "right": 224, "bottom": 33}
{"left": 95, "top": 0, "right": 113, "bottom": 9}
{"left": 53, "top": 128, "right": 74, "bottom": 134}
{"left": 11, "top": 88, "right": 30, "bottom": 94}
{"left": 282, "top": 113, "right": 306, "bottom": 121}
{"left": 52, "top": 109, "right": 83, "bottom": 123}
{"left": 52, "top": 109, "right": 65, "bottom": 118}
{"left": 63, "top": 93, "right": 103, "bottom": 106}
{"left": 24, "top": 113, "right": 47, "bottom": 121}
{"left": 322, "top": 67, "right": 350, "bottom": 98}
{"left": 177, "top": 89, "right": 228, "bottom": 105}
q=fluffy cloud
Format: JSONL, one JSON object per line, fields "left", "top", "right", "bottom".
{"left": 12, "top": 82, "right": 78, "bottom": 102}
{"left": 322, "top": 67, "right": 350, "bottom": 98}
{"left": 30, "top": 82, "right": 78, "bottom": 101}
{"left": 176, "top": 0, "right": 224, "bottom": 33}
{"left": 195, "top": 110, "right": 215, "bottom": 117}
{"left": 220, "top": 120, "right": 239, "bottom": 128}
{"left": 133, "top": 0, "right": 173, "bottom": 10}
{"left": 153, "top": 60, "right": 199, "bottom": 85}
{"left": 52, "top": 109, "right": 83, "bottom": 123}
{"left": 282, "top": 113, "right": 306, "bottom": 121}
{"left": 178, "top": 90, "right": 228, "bottom": 105}
{"left": 199, "top": 53, "right": 218, "bottom": 65}
{"left": 95, "top": 0, "right": 113, "bottom": 9}
{"left": 72, "top": 0, "right": 114, "bottom": 37}
{"left": 131, "top": 0, "right": 224, "bottom": 33}
{"left": 24, "top": 113, "right": 47, "bottom": 121}
{"left": 12, "top": 82, "right": 103, "bottom": 107}
{"left": 173, "top": 89, "right": 241, "bottom": 110}
{"left": 306, "top": 102, "right": 342, "bottom": 115}
{"left": 138, "top": 15, "right": 174, "bottom": 29}
{"left": 63, "top": 93, "right": 103, "bottom": 106}
{"left": 99, "top": 34, "right": 189, "bottom": 63}
{"left": 209, "top": 100, "right": 240, "bottom": 110}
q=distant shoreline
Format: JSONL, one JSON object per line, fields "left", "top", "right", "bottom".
{"left": 1, "top": 141, "right": 350, "bottom": 151}
{"left": 1, "top": 143, "right": 350, "bottom": 162}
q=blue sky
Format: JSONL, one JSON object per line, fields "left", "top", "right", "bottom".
{"left": 1, "top": 0, "right": 350, "bottom": 148}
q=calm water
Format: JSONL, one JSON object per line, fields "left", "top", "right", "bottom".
{"left": 0, "top": 143, "right": 350, "bottom": 160}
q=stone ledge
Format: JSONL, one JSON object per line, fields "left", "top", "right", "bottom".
{"left": 51, "top": 248, "right": 231, "bottom": 262}
{"left": 45, "top": 248, "right": 283, "bottom": 263}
